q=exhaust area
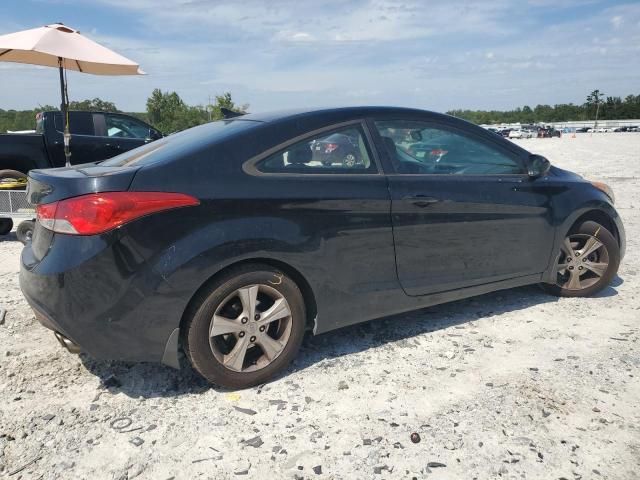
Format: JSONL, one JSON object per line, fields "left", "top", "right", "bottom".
{"left": 54, "top": 331, "right": 81, "bottom": 354}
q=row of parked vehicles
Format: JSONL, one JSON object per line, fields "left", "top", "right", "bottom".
{"left": 575, "top": 126, "right": 639, "bottom": 133}
{"left": 489, "top": 125, "right": 640, "bottom": 138}
{"left": 487, "top": 127, "right": 562, "bottom": 139}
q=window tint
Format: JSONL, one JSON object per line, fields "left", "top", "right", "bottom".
{"left": 375, "top": 120, "right": 523, "bottom": 175}
{"left": 258, "top": 125, "right": 376, "bottom": 174}
{"left": 105, "top": 114, "right": 150, "bottom": 139}
{"left": 53, "top": 112, "right": 94, "bottom": 136}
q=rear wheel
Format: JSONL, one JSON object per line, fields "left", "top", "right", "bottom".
{"left": 543, "top": 221, "right": 619, "bottom": 297}
{"left": 182, "top": 264, "right": 306, "bottom": 388}
{"left": 343, "top": 153, "right": 357, "bottom": 168}
{"left": 0, "top": 218, "right": 13, "bottom": 236}
{"left": 16, "top": 220, "right": 35, "bottom": 244}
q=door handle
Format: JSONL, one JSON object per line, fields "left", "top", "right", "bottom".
{"left": 402, "top": 195, "right": 440, "bottom": 207}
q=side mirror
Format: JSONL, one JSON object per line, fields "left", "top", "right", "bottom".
{"left": 146, "top": 129, "right": 162, "bottom": 141}
{"left": 527, "top": 154, "right": 550, "bottom": 178}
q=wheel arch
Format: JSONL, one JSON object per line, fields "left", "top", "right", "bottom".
{"left": 568, "top": 209, "right": 619, "bottom": 244}
{"left": 542, "top": 204, "right": 622, "bottom": 283}
{"left": 177, "top": 257, "right": 319, "bottom": 343}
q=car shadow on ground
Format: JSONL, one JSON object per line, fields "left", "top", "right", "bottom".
{"left": 80, "top": 282, "right": 594, "bottom": 399}
{"left": 0, "top": 232, "right": 18, "bottom": 243}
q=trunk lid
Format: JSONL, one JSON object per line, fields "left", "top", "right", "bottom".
{"left": 27, "top": 164, "right": 140, "bottom": 205}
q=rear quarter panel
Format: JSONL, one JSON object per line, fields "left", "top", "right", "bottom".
{"left": 126, "top": 159, "right": 399, "bottom": 335}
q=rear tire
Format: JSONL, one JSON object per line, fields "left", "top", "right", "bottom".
{"left": 543, "top": 221, "right": 619, "bottom": 297}
{"left": 182, "top": 264, "right": 306, "bottom": 389}
{"left": 16, "top": 220, "right": 35, "bottom": 244}
{"left": 0, "top": 218, "right": 13, "bottom": 236}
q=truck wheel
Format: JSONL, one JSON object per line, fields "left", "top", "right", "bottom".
{"left": 16, "top": 220, "right": 35, "bottom": 244}
{"left": 0, "top": 218, "right": 14, "bottom": 236}
{"left": 0, "top": 170, "right": 28, "bottom": 190}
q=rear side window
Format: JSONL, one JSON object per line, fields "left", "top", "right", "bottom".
{"left": 257, "top": 125, "right": 377, "bottom": 174}
{"left": 53, "top": 112, "right": 95, "bottom": 136}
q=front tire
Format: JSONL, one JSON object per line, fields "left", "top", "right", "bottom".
{"left": 543, "top": 221, "right": 620, "bottom": 297}
{"left": 182, "top": 264, "right": 306, "bottom": 389}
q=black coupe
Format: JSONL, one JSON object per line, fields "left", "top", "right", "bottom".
{"left": 20, "top": 107, "right": 625, "bottom": 388}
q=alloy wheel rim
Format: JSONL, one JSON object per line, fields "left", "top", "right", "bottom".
{"left": 209, "top": 284, "right": 292, "bottom": 373}
{"left": 555, "top": 233, "right": 609, "bottom": 290}
{"left": 344, "top": 154, "right": 356, "bottom": 167}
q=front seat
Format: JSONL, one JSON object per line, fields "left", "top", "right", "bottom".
{"left": 285, "top": 143, "right": 313, "bottom": 168}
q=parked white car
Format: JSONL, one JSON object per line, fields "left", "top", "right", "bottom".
{"left": 509, "top": 129, "right": 535, "bottom": 139}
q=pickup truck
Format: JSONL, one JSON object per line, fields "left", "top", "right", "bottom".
{"left": 0, "top": 110, "right": 162, "bottom": 180}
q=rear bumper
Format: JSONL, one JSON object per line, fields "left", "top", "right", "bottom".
{"left": 19, "top": 233, "right": 186, "bottom": 367}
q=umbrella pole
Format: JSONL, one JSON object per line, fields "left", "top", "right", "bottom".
{"left": 58, "top": 57, "right": 71, "bottom": 167}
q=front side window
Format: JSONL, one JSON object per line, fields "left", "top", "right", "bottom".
{"left": 375, "top": 120, "right": 523, "bottom": 175}
{"left": 257, "top": 125, "right": 376, "bottom": 174}
{"left": 105, "top": 114, "right": 150, "bottom": 139}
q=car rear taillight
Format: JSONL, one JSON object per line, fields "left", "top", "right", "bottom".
{"left": 36, "top": 192, "right": 199, "bottom": 235}
{"left": 324, "top": 143, "right": 338, "bottom": 153}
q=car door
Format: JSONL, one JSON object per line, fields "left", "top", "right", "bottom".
{"left": 49, "top": 112, "right": 105, "bottom": 166}
{"left": 247, "top": 121, "right": 396, "bottom": 332}
{"left": 371, "top": 118, "right": 555, "bottom": 296}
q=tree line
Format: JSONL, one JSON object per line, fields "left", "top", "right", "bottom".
{"left": 2, "top": 89, "right": 639, "bottom": 133}
{"left": 447, "top": 90, "right": 640, "bottom": 125}
{"left": 0, "top": 89, "right": 248, "bottom": 133}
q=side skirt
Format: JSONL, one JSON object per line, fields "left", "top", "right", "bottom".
{"left": 314, "top": 273, "right": 543, "bottom": 335}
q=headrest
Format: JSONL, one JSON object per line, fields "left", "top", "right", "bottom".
{"left": 287, "top": 143, "right": 312, "bottom": 164}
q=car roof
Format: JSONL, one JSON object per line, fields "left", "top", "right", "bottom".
{"left": 238, "top": 106, "right": 453, "bottom": 124}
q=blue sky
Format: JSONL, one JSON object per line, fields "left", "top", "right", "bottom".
{"left": 1, "top": 0, "right": 639, "bottom": 113}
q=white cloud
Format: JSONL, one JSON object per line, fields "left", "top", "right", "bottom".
{"left": 1, "top": 0, "right": 639, "bottom": 113}
{"left": 611, "top": 15, "right": 623, "bottom": 29}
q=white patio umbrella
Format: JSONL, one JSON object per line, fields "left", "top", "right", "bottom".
{"left": 0, "top": 23, "right": 145, "bottom": 166}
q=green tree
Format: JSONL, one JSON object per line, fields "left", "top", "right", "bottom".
{"left": 585, "top": 89, "right": 605, "bottom": 126}
{"left": 69, "top": 97, "right": 119, "bottom": 112}
{"left": 207, "top": 92, "right": 249, "bottom": 120}
{"left": 446, "top": 90, "right": 640, "bottom": 125}
{"left": 146, "top": 89, "right": 248, "bottom": 133}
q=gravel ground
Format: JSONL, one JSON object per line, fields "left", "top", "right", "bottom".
{"left": 0, "top": 133, "right": 638, "bottom": 480}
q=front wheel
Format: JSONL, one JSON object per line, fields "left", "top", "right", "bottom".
{"left": 182, "top": 264, "right": 306, "bottom": 388}
{"left": 543, "top": 221, "right": 620, "bottom": 297}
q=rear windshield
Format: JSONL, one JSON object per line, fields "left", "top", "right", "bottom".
{"left": 100, "top": 119, "right": 260, "bottom": 167}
